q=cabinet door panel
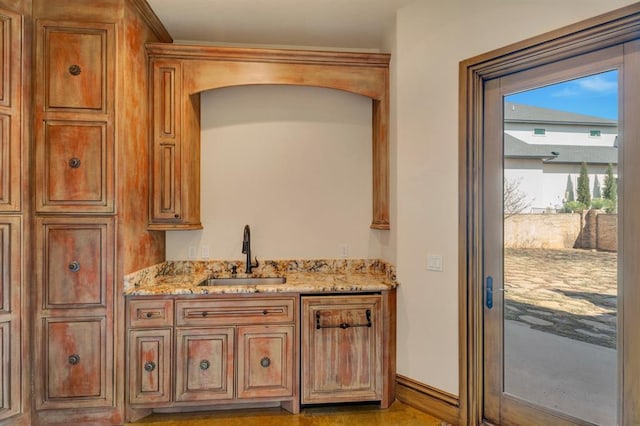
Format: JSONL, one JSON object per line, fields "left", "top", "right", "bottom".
{"left": 38, "top": 218, "right": 113, "bottom": 309}
{"left": 36, "top": 120, "right": 113, "bottom": 212}
{"left": 129, "top": 329, "right": 171, "bottom": 406}
{"left": 40, "top": 23, "right": 113, "bottom": 112}
{"left": 40, "top": 317, "right": 111, "bottom": 408}
{"left": 0, "top": 10, "right": 22, "bottom": 212}
{"left": 302, "top": 295, "right": 382, "bottom": 404}
{"left": 237, "top": 325, "right": 294, "bottom": 399}
{"left": 175, "top": 327, "right": 234, "bottom": 402}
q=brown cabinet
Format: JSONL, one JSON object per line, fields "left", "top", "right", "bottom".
{"left": 126, "top": 294, "right": 299, "bottom": 419}
{"left": 237, "top": 325, "right": 294, "bottom": 399}
{"left": 175, "top": 327, "right": 234, "bottom": 402}
{"left": 31, "top": 1, "right": 169, "bottom": 424}
{"left": 34, "top": 216, "right": 115, "bottom": 410}
{"left": 34, "top": 20, "right": 115, "bottom": 214}
{"left": 0, "top": 216, "right": 22, "bottom": 420}
{"left": 148, "top": 59, "right": 201, "bottom": 230}
{"left": 301, "top": 295, "right": 385, "bottom": 405}
{"left": 129, "top": 329, "right": 172, "bottom": 406}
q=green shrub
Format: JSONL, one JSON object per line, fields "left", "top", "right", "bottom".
{"left": 563, "top": 200, "right": 586, "bottom": 212}
{"left": 591, "top": 198, "right": 605, "bottom": 210}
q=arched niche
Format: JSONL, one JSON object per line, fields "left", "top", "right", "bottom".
{"left": 147, "top": 43, "right": 389, "bottom": 230}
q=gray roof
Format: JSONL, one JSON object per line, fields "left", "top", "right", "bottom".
{"left": 504, "top": 102, "right": 617, "bottom": 127}
{"left": 504, "top": 134, "right": 618, "bottom": 165}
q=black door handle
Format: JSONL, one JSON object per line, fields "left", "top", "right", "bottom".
{"left": 486, "top": 276, "right": 493, "bottom": 309}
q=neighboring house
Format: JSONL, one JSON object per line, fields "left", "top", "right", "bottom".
{"left": 504, "top": 102, "right": 618, "bottom": 211}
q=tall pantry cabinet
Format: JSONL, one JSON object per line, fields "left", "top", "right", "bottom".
{"left": 0, "top": 0, "right": 29, "bottom": 424}
{"left": 30, "top": 1, "right": 169, "bottom": 424}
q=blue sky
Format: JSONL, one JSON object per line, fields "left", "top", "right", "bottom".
{"left": 505, "top": 70, "right": 618, "bottom": 120}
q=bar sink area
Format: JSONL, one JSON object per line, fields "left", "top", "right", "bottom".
{"left": 199, "top": 276, "right": 287, "bottom": 286}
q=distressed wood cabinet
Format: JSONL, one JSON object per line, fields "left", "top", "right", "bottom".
{"left": 126, "top": 294, "right": 300, "bottom": 422}
{"left": 302, "top": 293, "right": 396, "bottom": 407}
{"left": 147, "top": 44, "right": 390, "bottom": 231}
{"left": 31, "top": 1, "right": 170, "bottom": 424}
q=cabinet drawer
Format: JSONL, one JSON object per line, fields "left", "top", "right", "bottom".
{"left": 176, "top": 297, "right": 296, "bottom": 326}
{"left": 38, "top": 21, "right": 113, "bottom": 113}
{"left": 129, "top": 299, "right": 174, "bottom": 328}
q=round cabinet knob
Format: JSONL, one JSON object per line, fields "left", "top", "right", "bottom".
{"left": 68, "top": 64, "right": 82, "bottom": 76}
{"left": 68, "top": 261, "right": 81, "bottom": 272}
{"left": 69, "top": 158, "right": 81, "bottom": 169}
{"left": 199, "top": 360, "right": 210, "bottom": 370}
{"left": 68, "top": 354, "right": 80, "bottom": 365}
{"left": 260, "top": 357, "right": 271, "bottom": 368}
{"left": 145, "top": 312, "right": 153, "bottom": 318}
{"left": 144, "top": 361, "right": 156, "bottom": 372}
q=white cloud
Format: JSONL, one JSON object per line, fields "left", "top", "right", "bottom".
{"left": 576, "top": 74, "right": 617, "bottom": 94}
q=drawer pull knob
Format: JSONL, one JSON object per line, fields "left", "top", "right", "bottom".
{"left": 201, "top": 311, "right": 208, "bottom": 317}
{"left": 68, "top": 354, "right": 80, "bottom": 365}
{"left": 315, "top": 309, "right": 372, "bottom": 330}
{"left": 69, "top": 64, "right": 82, "bottom": 76}
{"left": 69, "top": 157, "right": 81, "bottom": 168}
{"left": 260, "top": 357, "right": 271, "bottom": 368}
{"left": 174, "top": 214, "right": 179, "bottom": 218}
{"left": 200, "top": 360, "right": 210, "bottom": 370}
{"left": 144, "top": 361, "right": 156, "bottom": 372}
{"left": 263, "top": 310, "right": 268, "bottom": 315}
{"left": 68, "top": 261, "right": 81, "bottom": 272}
{"left": 146, "top": 312, "right": 153, "bottom": 318}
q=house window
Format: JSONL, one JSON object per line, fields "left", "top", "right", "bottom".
{"left": 533, "top": 128, "right": 546, "bottom": 136}
{"left": 590, "top": 129, "right": 602, "bottom": 137}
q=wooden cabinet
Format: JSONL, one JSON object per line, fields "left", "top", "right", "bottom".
{"left": 34, "top": 217, "right": 115, "bottom": 410}
{"left": 126, "top": 294, "right": 299, "bottom": 420}
{"left": 148, "top": 59, "right": 201, "bottom": 230}
{"left": 175, "top": 327, "right": 234, "bottom": 401}
{"left": 0, "top": 217, "right": 22, "bottom": 420}
{"left": 302, "top": 294, "right": 394, "bottom": 406}
{"left": 31, "top": 1, "right": 169, "bottom": 424}
{"left": 237, "top": 325, "right": 294, "bottom": 399}
{"left": 34, "top": 20, "right": 115, "bottom": 214}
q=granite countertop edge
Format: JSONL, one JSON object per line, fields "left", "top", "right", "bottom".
{"left": 124, "top": 259, "right": 398, "bottom": 297}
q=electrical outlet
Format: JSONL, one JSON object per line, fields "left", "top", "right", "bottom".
{"left": 201, "top": 245, "right": 210, "bottom": 259}
{"left": 340, "top": 244, "right": 349, "bottom": 258}
{"left": 188, "top": 246, "right": 197, "bottom": 259}
{"left": 426, "top": 254, "right": 443, "bottom": 272}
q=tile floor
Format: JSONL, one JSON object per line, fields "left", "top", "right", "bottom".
{"left": 127, "top": 401, "right": 444, "bottom": 425}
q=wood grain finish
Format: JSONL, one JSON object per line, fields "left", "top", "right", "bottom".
{"left": 175, "top": 327, "right": 234, "bottom": 402}
{"left": 146, "top": 44, "right": 390, "bottom": 230}
{"left": 301, "top": 295, "right": 383, "bottom": 405}
{"left": 31, "top": 1, "right": 168, "bottom": 423}
{"left": 0, "top": 7, "right": 22, "bottom": 212}
{"left": 129, "top": 329, "right": 172, "bottom": 406}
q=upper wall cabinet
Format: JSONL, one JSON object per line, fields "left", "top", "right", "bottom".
{"left": 0, "top": 9, "right": 23, "bottom": 212}
{"left": 147, "top": 44, "right": 391, "bottom": 231}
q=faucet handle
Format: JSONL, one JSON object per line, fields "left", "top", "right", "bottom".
{"left": 231, "top": 265, "right": 238, "bottom": 275}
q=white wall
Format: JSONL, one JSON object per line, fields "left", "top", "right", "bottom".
{"left": 166, "top": 85, "right": 390, "bottom": 261}
{"left": 394, "top": 0, "right": 636, "bottom": 395}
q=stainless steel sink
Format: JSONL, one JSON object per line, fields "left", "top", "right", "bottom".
{"left": 198, "top": 276, "right": 287, "bottom": 286}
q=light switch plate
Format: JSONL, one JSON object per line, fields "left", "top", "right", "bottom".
{"left": 426, "top": 254, "right": 443, "bottom": 272}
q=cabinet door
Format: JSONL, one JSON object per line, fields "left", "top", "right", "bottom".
{"left": 175, "top": 327, "right": 234, "bottom": 402}
{"left": 129, "top": 329, "right": 172, "bottom": 406}
{"left": 0, "top": 9, "right": 23, "bottom": 212}
{"left": 36, "top": 217, "right": 114, "bottom": 311}
{"left": 0, "top": 217, "right": 21, "bottom": 420}
{"left": 301, "top": 295, "right": 382, "bottom": 404}
{"left": 38, "top": 317, "right": 111, "bottom": 409}
{"left": 35, "top": 120, "right": 114, "bottom": 213}
{"left": 150, "top": 60, "right": 182, "bottom": 223}
{"left": 237, "top": 325, "right": 294, "bottom": 399}
{"left": 37, "top": 21, "right": 114, "bottom": 113}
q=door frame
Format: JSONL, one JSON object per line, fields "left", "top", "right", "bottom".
{"left": 459, "top": 4, "right": 640, "bottom": 425}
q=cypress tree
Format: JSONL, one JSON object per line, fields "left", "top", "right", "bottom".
{"left": 565, "top": 174, "right": 574, "bottom": 202}
{"left": 603, "top": 163, "right": 617, "bottom": 205}
{"left": 577, "top": 162, "right": 591, "bottom": 207}
{"left": 592, "top": 175, "right": 601, "bottom": 198}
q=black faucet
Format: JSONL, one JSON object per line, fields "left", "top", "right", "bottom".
{"left": 242, "top": 225, "right": 259, "bottom": 274}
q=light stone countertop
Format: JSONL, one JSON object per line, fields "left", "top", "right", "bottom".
{"left": 124, "top": 259, "right": 397, "bottom": 296}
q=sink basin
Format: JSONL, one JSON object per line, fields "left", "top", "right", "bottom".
{"left": 198, "top": 276, "right": 287, "bottom": 286}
